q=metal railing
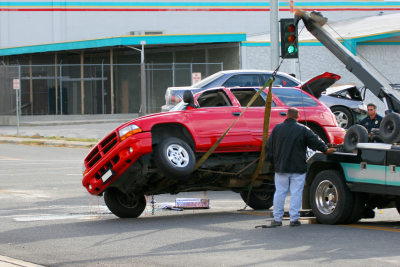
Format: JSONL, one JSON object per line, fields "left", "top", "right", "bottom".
{"left": 0, "top": 62, "right": 223, "bottom": 116}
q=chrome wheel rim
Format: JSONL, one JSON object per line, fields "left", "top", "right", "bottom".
{"left": 315, "top": 180, "right": 338, "bottom": 215}
{"left": 166, "top": 144, "right": 189, "bottom": 168}
{"left": 334, "top": 111, "right": 349, "bottom": 128}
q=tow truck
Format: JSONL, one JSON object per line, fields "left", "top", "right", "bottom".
{"left": 296, "top": 10, "right": 400, "bottom": 224}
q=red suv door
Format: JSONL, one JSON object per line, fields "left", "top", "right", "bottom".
{"left": 187, "top": 88, "right": 253, "bottom": 152}
{"left": 229, "top": 88, "right": 287, "bottom": 149}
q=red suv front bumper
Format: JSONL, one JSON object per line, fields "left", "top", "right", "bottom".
{"left": 82, "top": 131, "right": 152, "bottom": 195}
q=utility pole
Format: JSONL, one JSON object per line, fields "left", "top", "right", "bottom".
{"left": 127, "top": 41, "right": 146, "bottom": 116}
{"left": 270, "top": 0, "right": 280, "bottom": 70}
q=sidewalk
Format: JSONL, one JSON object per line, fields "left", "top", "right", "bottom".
{"left": 0, "top": 256, "right": 44, "bottom": 267}
{"left": 0, "top": 122, "right": 127, "bottom": 148}
{"left": 0, "top": 122, "right": 123, "bottom": 140}
{"left": 0, "top": 136, "right": 96, "bottom": 148}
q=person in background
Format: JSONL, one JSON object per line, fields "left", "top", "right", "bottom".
{"left": 265, "top": 107, "right": 336, "bottom": 227}
{"left": 359, "top": 103, "right": 383, "bottom": 134}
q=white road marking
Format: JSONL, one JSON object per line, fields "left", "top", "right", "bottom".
{"left": 0, "top": 156, "right": 22, "bottom": 160}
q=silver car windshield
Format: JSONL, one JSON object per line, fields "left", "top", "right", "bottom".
{"left": 169, "top": 101, "right": 188, "bottom": 111}
{"left": 191, "top": 72, "right": 224, "bottom": 89}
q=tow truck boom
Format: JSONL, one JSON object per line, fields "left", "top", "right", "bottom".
{"left": 295, "top": 10, "right": 400, "bottom": 114}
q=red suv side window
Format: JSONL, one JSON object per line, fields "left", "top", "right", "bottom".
{"left": 231, "top": 89, "right": 276, "bottom": 107}
{"left": 197, "top": 89, "right": 232, "bottom": 107}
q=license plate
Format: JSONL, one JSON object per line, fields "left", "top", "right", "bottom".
{"left": 101, "top": 169, "right": 114, "bottom": 183}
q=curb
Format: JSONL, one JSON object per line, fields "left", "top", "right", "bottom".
{"left": 19, "top": 119, "right": 131, "bottom": 127}
{"left": 0, "top": 137, "right": 96, "bottom": 148}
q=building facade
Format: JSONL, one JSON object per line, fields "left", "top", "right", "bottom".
{"left": 1, "top": 0, "right": 400, "bottom": 122}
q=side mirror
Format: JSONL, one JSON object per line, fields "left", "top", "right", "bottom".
{"left": 183, "top": 90, "right": 194, "bottom": 105}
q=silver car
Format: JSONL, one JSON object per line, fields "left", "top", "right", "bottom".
{"left": 318, "top": 85, "right": 367, "bottom": 128}
{"left": 162, "top": 70, "right": 299, "bottom": 112}
{"left": 162, "top": 70, "right": 367, "bottom": 129}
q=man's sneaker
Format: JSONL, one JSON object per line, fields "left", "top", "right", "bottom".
{"left": 290, "top": 220, "right": 301, "bottom": 227}
{"left": 270, "top": 220, "right": 282, "bottom": 227}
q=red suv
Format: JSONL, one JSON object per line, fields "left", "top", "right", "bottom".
{"left": 82, "top": 82, "right": 345, "bottom": 218}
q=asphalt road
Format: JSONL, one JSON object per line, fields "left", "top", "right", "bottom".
{"left": 1, "top": 143, "right": 400, "bottom": 267}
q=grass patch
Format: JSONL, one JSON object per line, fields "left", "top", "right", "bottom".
{"left": 65, "top": 137, "right": 99, "bottom": 142}
{"left": 21, "top": 141, "right": 45, "bottom": 146}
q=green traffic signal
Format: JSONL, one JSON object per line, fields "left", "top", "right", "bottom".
{"left": 280, "top": 18, "right": 299, "bottom": 58}
{"left": 287, "top": 45, "right": 298, "bottom": 54}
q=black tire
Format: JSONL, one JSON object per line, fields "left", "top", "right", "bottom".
{"left": 344, "top": 192, "right": 367, "bottom": 224}
{"left": 104, "top": 188, "right": 146, "bottom": 218}
{"left": 310, "top": 170, "right": 353, "bottom": 225}
{"left": 344, "top": 125, "right": 368, "bottom": 153}
{"left": 331, "top": 106, "right": 354, "bottom": 129}
{"left": 395, "top": 201, "right": 400, "bottom": 215}
{"left": 380, "top": 113, "right": 400, "bottom": 144}
{"left": 154, "top": 137, "right": 196, "bottom": 181}
{"left": 240, "top": 190, "right": 274, "bottom": 210}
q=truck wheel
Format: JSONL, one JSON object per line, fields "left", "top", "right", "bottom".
{"left": 395, "top": 201, "right": 400, "bottom": 215}
{"left": 240, "top": 190, "right": 274, "bottom": 210}
{"left": 380, "top": 113, "right": 400, "bottom": 144}
{"left": 344, "top": 125, "right": 368, "bottom": 153}
{"left": 154, "top": 137, "right": 196, "bottom": 181}
{"left": 344, "top": 192, "right": 367, "bottom": 224}
{"left": 331, "top": 107, "right": 353, "bottom": 129}
{"left": 310, "top": 170, "right": 353, "bottom": 224}
{"left": 104, "top": 188, "right": 146, "bottom": 218}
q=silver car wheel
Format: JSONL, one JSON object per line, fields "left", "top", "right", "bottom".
{"left": 315, "top": 180, "right": 338, "bottom": 215}
{"left": 334, "top": 111, "right": 349, "bottom": 128}
{"left": 166, "top": 144, "right": 189, "bottom": 168}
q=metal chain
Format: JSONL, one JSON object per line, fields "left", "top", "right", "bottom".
{"left": 151, "top": 195, "right": 155, "bottom": 215}
{"left": 197, "top": 158, "right": 259, "bottom": 176}
{"left": 197, "top": 159, "right": 259, "bottom": 211}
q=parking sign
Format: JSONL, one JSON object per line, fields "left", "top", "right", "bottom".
{"left": 192, "top": 73, "right": 201, "bottom": 84}
{"left": 13, "top": 79, "right": 20, "bottom": 90}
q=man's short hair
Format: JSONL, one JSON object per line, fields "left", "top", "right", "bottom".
{"left": 367, "top": 103, "right": 377, "bottom": 109}
{"left": 287, "top": 107, "right": 299, "bottom": 119}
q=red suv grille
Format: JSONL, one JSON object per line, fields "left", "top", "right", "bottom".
{"left": 86, "top": 131, "right": 119, "bottom": 168}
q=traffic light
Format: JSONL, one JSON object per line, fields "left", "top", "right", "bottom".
{"left": 280, "top": 18, "right": 298, "bottom": 58}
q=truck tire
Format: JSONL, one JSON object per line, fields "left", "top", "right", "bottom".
{"left": 310, "top": 170, "right": 353, "bottom": 224}
{"left": 331, "top": 106, "right": 353, "bottom": 129}
{"left": 344, "top": 125, "right": 368, "bottom": 153}
{"left": 104, "top": 188, "right": 146, "bottom": 218}
{"left": 380, "top": 113, "right": 400, "bottom": 144}
{"left": 344, "top": 192, "right": 367, "bottom": 224}
{"left": 154, "top": 137, "right": 196, "bottom": 181}
{"left": 240, "top": 190, "right": 274, "bottom": 210}
{"left": 395, "top": 201, "right": 400, "bottom": 215}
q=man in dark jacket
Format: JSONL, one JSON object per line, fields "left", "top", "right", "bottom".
{"left": 266, "top": 107, "right": 335, "bottom": 227}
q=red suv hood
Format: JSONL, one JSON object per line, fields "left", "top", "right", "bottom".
{"left": 298, "top": 72, "right": 341, "bottom": 99}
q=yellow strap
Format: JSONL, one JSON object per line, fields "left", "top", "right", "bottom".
{"left": 194, "top": 78, "right": 275, "bottom": 170}
{"left": 251, "top": 82, "right": 274, "bottom": 180}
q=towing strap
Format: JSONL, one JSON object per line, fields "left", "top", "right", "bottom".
{"left": 194, "top": 77, "right": 275, "bottom": 171}
{"left": 251, "top": 80, "right": 274, "bottom": 180}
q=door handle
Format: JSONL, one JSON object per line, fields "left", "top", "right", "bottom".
{"left": 232, "top": 112, "right": 241, "bottom": 116}
{"left": 279, "top": 112, "right": 287, "bottom": 116}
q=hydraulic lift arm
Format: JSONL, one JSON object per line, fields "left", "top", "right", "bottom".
{"left": 295, "top": 10, "right": 400, "bottom": 114}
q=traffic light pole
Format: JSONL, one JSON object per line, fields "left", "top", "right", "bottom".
{"left": 270, "top": 0, "right": 280, "bottom": 70}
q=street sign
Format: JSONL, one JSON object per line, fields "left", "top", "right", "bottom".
{"left": 13, "top": 79, "right": 20, "bottom": 90}
{"left": 192, "top": 72, "right": 201, "bottom": 84}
